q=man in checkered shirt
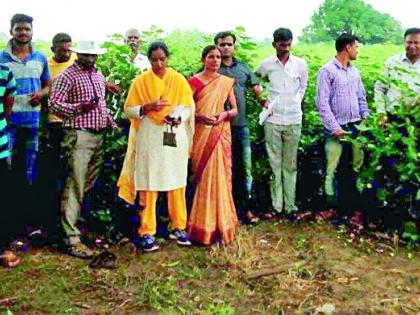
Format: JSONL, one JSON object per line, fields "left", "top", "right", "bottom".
{"left": 50, "top": 41, "right": 116, "bottom": 259}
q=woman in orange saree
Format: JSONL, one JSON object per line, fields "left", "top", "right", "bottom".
{"left": 187, "top": 45, "right": 238, "bottom": 245}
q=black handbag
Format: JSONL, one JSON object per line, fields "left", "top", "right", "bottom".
{"left": 163, "top": 124, "right": 177, "bottom": 147}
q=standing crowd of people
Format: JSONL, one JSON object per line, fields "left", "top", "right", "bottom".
{"left": 0, "top": 13, "right": 418, "bottom": 266}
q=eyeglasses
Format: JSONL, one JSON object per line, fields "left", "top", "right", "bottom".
{"left": 219, "top": 43, "right": 233, "bottom": 47}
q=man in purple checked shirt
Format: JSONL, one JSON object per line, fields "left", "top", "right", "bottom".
{"left": 316, "top": 33, "right": 369, "bottom": 226}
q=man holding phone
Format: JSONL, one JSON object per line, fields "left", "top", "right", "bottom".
{"left": 50, "top": 41, "right": 116, "bottom": 258}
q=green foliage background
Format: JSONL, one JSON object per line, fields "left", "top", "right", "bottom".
{"left": 299, "top": 0, "right": 403, "bottom": 44}
{"left": 0, "top": 26, "right": 417, "bottom": 237}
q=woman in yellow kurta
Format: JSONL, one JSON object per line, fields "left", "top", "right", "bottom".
{"left": 118, "top": 42, "right": 194, "bottom": 252}
{"left": 187, "top": 45, "right": 239, "bottom": 245}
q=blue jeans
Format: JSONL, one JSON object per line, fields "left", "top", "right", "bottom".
{"left": 8, "top": 112, "right": 40, "bottom": 183}
{"left": 231, "top": 126, "right": 253, "bottom": 216}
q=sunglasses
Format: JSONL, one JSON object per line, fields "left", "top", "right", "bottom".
{"left": 219, "top": 43, "right": 233, "bottom": 47}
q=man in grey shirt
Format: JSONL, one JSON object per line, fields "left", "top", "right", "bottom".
{"left": 215, "top": 31, "right": 262, "bottom": 224}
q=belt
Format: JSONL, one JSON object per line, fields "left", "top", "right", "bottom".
{"left": 65, "top": 127, "right": 107, "bottom": 135}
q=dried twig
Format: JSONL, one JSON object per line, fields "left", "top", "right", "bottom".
{"left": 244, "top": 263, "right": 297, "bottom": 280}
{"left": 117, "top": 298, "right": 132, "bottom": 308}
{"left": 379, "top": 296, "right": 408, "bottom": 304}
{"left": 74, "top": 303, "right": 91, "bottom": 309}
{"left": 374, "top": 267, "right": 406, "bottom": 274}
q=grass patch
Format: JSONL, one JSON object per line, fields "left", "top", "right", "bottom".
{"left": 1, "top": 221, "right": 419, "bottom": 314}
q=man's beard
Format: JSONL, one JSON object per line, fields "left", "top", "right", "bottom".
{"left": 14, "top": 37, "right": 32, "bottom": 45}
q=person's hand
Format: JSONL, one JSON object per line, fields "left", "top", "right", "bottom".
{"left": 195, "top": 114, "right": 214, "bottom": 125}
{"left": 214, "top": 111, "right": 229, "bottom": 125}
{"left": 261, "top": 100, "right": 274, "bottom": 117}
{"left": 106, "top": 82, "right": 121, "bottom": 95}
{"left": 333, "top": 129, "right": 346, "bottom": 138}
{"left": 80, "top": 98, "right": 99, "bottom": 113}
{"left": 143, "top": 99, "right": 170, "bottom": 114}
{"left": 203, "top": 115, "right": 217, "bottom": 125}
{"left": 164, "top": 115, "right": 181, "bottom": 127}
{"left": 29, "top": 91, "right": 44, "bottom": 107}
{"left": 261, "top": 100, "right": 269, "bottom": 109}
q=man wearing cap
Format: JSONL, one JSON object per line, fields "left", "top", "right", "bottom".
{"left": 125, "top": 28, "right": 150, "bottom": 72}
{"left": 50, "top": 41, "right": 116, "bottom": 258}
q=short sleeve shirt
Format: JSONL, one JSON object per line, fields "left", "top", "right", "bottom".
{"left": 0, "top": 41, "right": 50, "bottom": 112}
{"left": 219, "top": 58, "right": 259, "bottom": 127}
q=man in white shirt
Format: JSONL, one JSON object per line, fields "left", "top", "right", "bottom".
{"left": 125, "top": 28, "right": 150, "bottom": 72}
{"left": 256, "top": 28, "right": 308, "bottom": 217}
{"left": 374, "top": 27, "right": 419, "bottom": 122}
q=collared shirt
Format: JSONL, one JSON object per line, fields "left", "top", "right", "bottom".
{"left": 133, "top": 53, "right": 151, "bottom": 72}
{"left": 0, "top": 65, "right": 17, "bottom": 160}
{"left": 256, "top": 54, "right": 308, "bottom": 125}
{"left": 0, "top": 40, "right": 50, "bottom": 113}
{"left": 47, "top": 53, "right": 77, "bottom": 123}
{"left": 374, "top": 52, "right": 420, "bottom": 114}
{"left": 50, "top": 61, "right": 114, "bottom": 130}
{"left": 219, "top": 58, "right": 259, "bottom": 127}
{"left": 316, "top": 58, "right": 369, "bottom": 132}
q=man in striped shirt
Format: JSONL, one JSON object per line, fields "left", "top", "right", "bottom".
{"left": 0, "top": 14, "right": 50, "bottom": 184}
{"left": 0, "top": 14, "right": 51, "bottom": 241}
{"left": 50, "top": 41, "right": 115, "bottom": 258}
{"left": 0, "top": 64, "right": 18, "bottom": 266}
{"left": 316, "top": 33, "right": 369, "bottom": 224}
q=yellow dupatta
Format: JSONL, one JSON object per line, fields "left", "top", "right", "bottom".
{"left": 118, "top": 68, "right": 193, "bottom": 204}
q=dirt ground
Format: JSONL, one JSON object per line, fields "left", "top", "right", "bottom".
{"left": 1, "top": 220, "right": 419, "bottom": 314}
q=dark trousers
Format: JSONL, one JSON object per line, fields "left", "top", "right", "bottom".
{"left": 0, "top": 159, "right": 14, "bottom": 250}
{"left": 9, "top": 128, "right": 39, "bottom": 236}
{"left": 37, "top": 122, "right": 66, "bottom": 239}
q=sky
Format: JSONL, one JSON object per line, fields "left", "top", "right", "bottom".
{"left": 0, "top": 0, "right": 418, "bottom": 42}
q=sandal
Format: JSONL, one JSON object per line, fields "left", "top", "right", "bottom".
{"left": 68, "top": 243, "right": 94, "bottom": 259}
{"left": 349, "top": 211, "right": 364, "bottom": 229}
{"left": 1, "top": 250, "right": 21, "bottom": 268}
{"left": 315, "top": 209, "right": 337, "bottom": 221}
{"left": 295, "top": 211, "right": 314, "bottom": 222}
{"left": 263, "top": 211, "right": 278, "bottom": 220}
{"left": 89, "top": 250, "right": 117, "bottom": 269}
{"left": 244, "top": 211, "right": 260, "bottom": 224}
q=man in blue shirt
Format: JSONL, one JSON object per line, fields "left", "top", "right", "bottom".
{"left": 0, "top": 13, "right": 50, "bottom": 238}
{"left": 0, "top": 14, "right": 50, "bottom": 184}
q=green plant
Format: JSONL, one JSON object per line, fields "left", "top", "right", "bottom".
{"left": 402, "top": 221, "right": 420, "bottom": 249}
